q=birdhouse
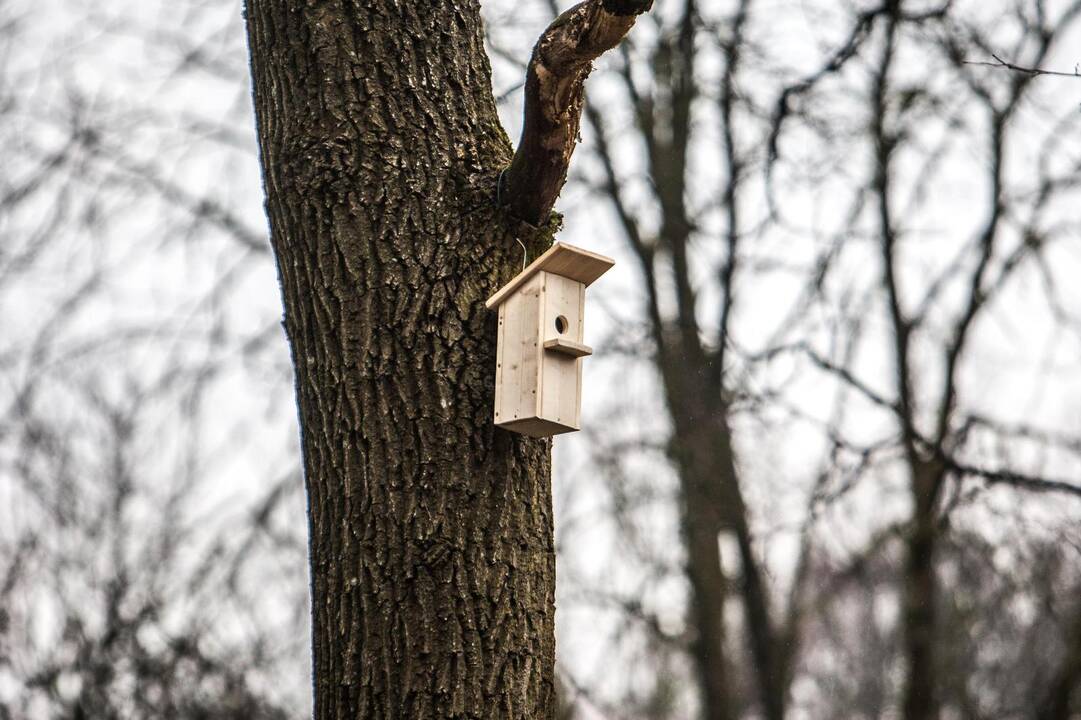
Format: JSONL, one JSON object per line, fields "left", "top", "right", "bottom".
{"left": 486, "top": 242, "right": 614, "bottom": 437}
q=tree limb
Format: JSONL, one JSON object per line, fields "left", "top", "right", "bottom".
{"left": 500, "top": 0, "right": 652, "bottom": 226}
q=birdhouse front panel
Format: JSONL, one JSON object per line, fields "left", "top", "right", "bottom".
{"left": 538, "top": 271, "right": 586, "bottom": 430}
{"left": 541, "top": 272, "right": 584, "bottom": 346}
{"left": 487, "top": 242, "right": 614, "bottom": 438}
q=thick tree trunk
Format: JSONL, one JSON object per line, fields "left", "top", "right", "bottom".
{"left": 244, "top": 3, "right": 556, "bottom": 717}
{"left": 244, "top": 0, "right": 648, "bottom": 716}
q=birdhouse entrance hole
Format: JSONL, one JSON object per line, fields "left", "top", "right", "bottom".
{"left": 555, "top": 315, "right": 568, "bottom": 334}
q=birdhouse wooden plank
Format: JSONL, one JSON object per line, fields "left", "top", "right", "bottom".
{"left": 486, "top": 242, "right": 614, "bottom": 437}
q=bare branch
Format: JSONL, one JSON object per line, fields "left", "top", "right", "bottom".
{"left": 500, "top": 0, "right": 652, "bottom": 226}
{"left": 944, "top": 461, "right": 1081, "bottom": 500}
{"left": 965, "top": 53, "right": 1081, "bottom": 79}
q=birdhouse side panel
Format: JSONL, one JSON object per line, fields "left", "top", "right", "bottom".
{"left": 493, "top": 275, "right": 543, "bottom": 426}
{"left": 575, "top": 279, "right": 584, "bottom": 428}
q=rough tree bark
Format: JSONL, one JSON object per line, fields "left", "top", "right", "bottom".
{"left": 243, "top": 1, "right": 649, "bottom": 718}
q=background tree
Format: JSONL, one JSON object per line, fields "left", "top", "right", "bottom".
{"left": 0, "top": 0, "right": 308, "bottom": 715}
{"left": 540, "top": 0, "right": 1081, "bottom": 718}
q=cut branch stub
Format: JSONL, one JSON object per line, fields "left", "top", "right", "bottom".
{"left": 501, "top": 0, "right": 652, "bottom": 226}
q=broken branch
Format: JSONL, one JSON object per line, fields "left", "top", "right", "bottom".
{"left": 500, "top": 0, "right": 653, "bottom": 226}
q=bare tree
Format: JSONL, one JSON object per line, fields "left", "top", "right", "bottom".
{"left": 0, "top": 0, "right": 310, "bottom": 715}
{"left": 547, "top": 0, "right": 1081, "bottom": 717}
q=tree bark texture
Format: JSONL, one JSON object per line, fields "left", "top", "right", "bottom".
{"left": 244, "top": 3, "right": 552, "bottom": 718}
{"left": 244, "top": 1, "right": 646, "bottom": 718}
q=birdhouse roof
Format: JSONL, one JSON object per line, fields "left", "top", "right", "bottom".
{"left": 485, "top": 242, "right": 615, "bottom": 309}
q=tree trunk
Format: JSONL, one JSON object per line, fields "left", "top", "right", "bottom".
{"left": 653, "top": 329, "right": 786, "bottom": 720}
{"left": 244, "top": 0, "right": 650, "bottom": 715}
{"left": 1038, "top": 602, "right": 1081, "bottom": 720}
{"left": 244, "top": 3, "right": 556, "bottom": 717}
{"left": 662, "top": 358, "right": 785, "bottom": 720}
{"left": 671, "top": 407, "right": 733, "bottom": 720}
{"left": 901, "top": 463, "right": 941, "bottom": 720}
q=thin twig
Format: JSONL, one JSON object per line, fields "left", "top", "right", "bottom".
{"left": 964, "top": 53, "right": 1081, "bottom": 79}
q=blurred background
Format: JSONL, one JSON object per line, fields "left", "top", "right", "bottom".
{"left": 2, "top": 0, "right": 1081, "bottom": 717}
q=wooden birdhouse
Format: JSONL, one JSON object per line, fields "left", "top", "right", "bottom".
{"left": 486, "top": 242, "right": 615, "bottom": 437}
